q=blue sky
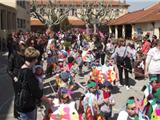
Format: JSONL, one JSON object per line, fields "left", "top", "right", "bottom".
{"left": 125, "top": 0, "right": 160, "bottom": 12}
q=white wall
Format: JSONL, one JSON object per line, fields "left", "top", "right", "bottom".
{"left": 154, "top": 21, "right": 160, "bottom": 39}
{"left": 0, "top": 0, "right": 16, "bottom": 8}
{"left": 134, "top": 23, "right": 154, "bottom": 39}
{"left": 16, "top": 4, "right": 30, "bottom": 32}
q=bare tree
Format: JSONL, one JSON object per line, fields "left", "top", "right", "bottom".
{"left": 30, "top": 0, "right": 71, "bottom": 31}
{"left": 77, "top": 0, "right": 114, "bottom": 34}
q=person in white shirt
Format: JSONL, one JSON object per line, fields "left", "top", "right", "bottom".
{"left": 112, "top": 40, "right": 133, "bottom": 90}
{"left": 145, "top": 39, "right": 160, "bottom": 82}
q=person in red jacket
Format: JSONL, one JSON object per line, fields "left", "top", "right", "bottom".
{"left": 141, "top": 38, "right": 151, "bottom": 55}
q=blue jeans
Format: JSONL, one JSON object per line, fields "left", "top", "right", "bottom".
{"left": 18, "top": 109, "right": 37, "bottom": 120}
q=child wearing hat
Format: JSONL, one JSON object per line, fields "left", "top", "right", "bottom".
{"left": 46, "top": 50, "right": 54, "bottom": 77}
{"left": 33, "top": 65, "right": 44, "bottom": 90}
{"left": 45, "top": 87, "right": 79, "bottom": 120}
{"left": 144, "top": 88, "right": 160, "bottom": 120}
{"left": 142, "top": 75, "right": 160, "bottom": 107}
{"left": 98, "top": 80, "right": 115, "bottom": 120}
{"left": 101, "top": 56, "right": 119, "bottom": 85}
{"left": 82, "top": 80, "right": 100, "bottom": 120}
{"left": 117, "top": 96, "right": 140, "bottom": 120}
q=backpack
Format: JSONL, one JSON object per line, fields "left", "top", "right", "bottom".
{"left": 15, "top": 69, "right": 36, "bottom": 112}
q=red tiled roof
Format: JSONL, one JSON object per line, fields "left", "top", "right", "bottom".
{"left": 31, "top": 16, "right": 85, "bottom": 26}
{"left": 31, "top": 18, "right": 44, "bottom": 26}
{"left": 68, "top": 16, "right": 85, "bottom": 26}
{"left": 30, "top": 0, "right": 129, "bottom": 7}
{"left": 108, "top": 2, "right": 160, "bottom": 25}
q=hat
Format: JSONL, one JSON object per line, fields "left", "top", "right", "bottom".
{"left": 33, "top": 65, "right": 43, "bottom": 73}
{"left": 149, "top": 75, "right": 158, "bottom": 83}
{"left": 58, "top": 59, "right": 64, "bottom": 62}
{"left": 87, "top": 81, "right": 96, "bottom": 88}
{"left": 154, "top": 88, "right": 160, "bottom": 98}
{"left": 102, "top": 80, "right": 113, "bottom": 88}
{"left": 60, "top": 72, "right": 70, "bottom": 81}
{"left": 35, "top": 65, "right": 43, "bottom": 69}
{"left": 127, "top": 99, "right": 135, "bottom": 105}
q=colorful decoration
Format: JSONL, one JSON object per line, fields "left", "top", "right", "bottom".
{"left": 50, "top": 102, "right": 79, "bottom": 120}
{"left": 151, "top": 104, "right": 160, "bottom": 120}
{"left": 106, "top": 66, "right": 117, "bottom": 83}
{"left": 90, "top": 68, "right": 105, "bottom": 84}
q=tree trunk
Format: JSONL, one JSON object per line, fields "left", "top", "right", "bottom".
{"left": 93, "top": 24, "right": 97, "bottom": 34}
{"left": 85, "top": 24, "right": 89, "bottom": 34}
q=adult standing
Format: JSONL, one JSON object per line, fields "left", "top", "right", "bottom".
{"left": 141, "top": 37, "right": 151, "bottom": 55}
{"left": 151, "top": 35, "right": 158, "bottom": 48}
{"left": 111, "top": 40, "right": 132, "bottom": 90}
{"left": 7, "top": 41, "right": 25, "bottom": 118}
{"left": 145, "top": 39, "right": 160, "bottom": 82}
{"left": 7, "top": 34, "right": 14, "bottom": 59}
{"left": 15, "top": 47, "right": 51, "bottom": 120}
{"left": 100, "top": 41, "right": 106, "bottom": 65}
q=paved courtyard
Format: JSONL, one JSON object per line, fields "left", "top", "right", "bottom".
{"left": 0, "top": 52, "right": 147, "bottom": 120}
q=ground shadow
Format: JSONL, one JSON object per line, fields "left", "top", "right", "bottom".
{"left": 129, "top": 78, "right": 136, "bottom": 86}
{"left": 0, "top": 52, "right": 15, "bottom": 120}
{"left": 112, "top": 86, "right": 121, "bottom": 94}
{"left": 112, "top": 113, "right": 118, "bottom": 120}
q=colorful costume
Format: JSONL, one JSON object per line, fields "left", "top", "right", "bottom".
{"left": 50, "top": 100, "right": 79, "bottom": 120}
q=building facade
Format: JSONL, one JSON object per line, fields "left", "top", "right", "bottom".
{"left": 108, "top": 2, "right": 160, "bottom": 40}
{"left": 0, "top": 3, "right": 16, "bottom": 50}
{"left": 0, "top": 0, "right": 30, "bottom": 32}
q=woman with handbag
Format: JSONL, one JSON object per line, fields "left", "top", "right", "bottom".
{"left": 111, "top": 40, "right": 133, "bottom": 90}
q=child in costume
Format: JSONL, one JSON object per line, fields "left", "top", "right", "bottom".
{"left": 101, "top": 57, "right": 119, "bottom": 85}
{"left": 34, "top": 65, "right": 44, "bottom": 90}
{"left": 46, "top": 87, "right": 79, "bottom": 120}
{"left": 117, "top": 97, "right": 140, "bottom": 120}
{"left": 98, "top": 80, "right": 115, "bottom": 120}
{"left": 142, "top": 75, "right": 160, "bottom": 107}
{"left": 144, "top": 88, "right": 160, "bottom": 120}
{"left": 76, "top": 50, "right": 83, "bottom": 77}
{"left": 55, "top": 71, "right": 74, "bottom": 90}
{"left": 46, "top": 50, "right": 57, "bottom": 76}
{"left": 82, "top": 80, "right": 100, "bottom": 120}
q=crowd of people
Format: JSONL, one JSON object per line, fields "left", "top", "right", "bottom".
{"left": 6, "top": 30, "right": 160, "bottom": 120}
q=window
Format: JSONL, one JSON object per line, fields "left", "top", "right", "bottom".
{"left": 16, "top": 0, "right": 26, "bottom": 8}
{"left": 17, "top": 18, "right": 26, "bottom": 29}
{"left": 7, "top": 12, "right": 11, "bottom": 29}
{"left": 1, "top": 9, "right": 5, "bottom": 30}
{"left": 12, "top": 13, "right": 16, "bottom": 29}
